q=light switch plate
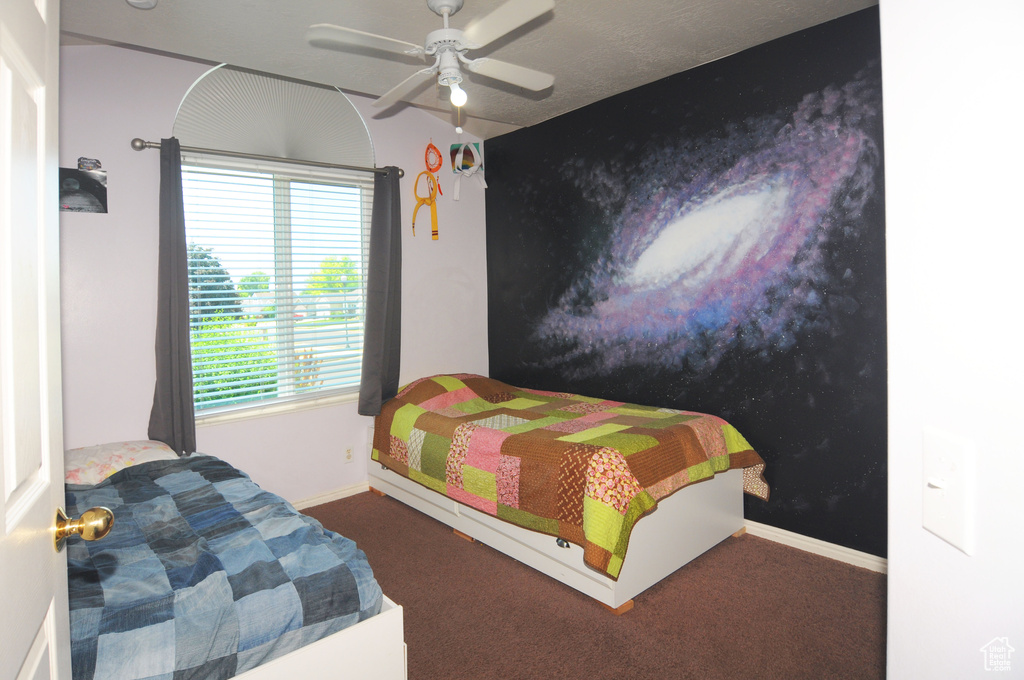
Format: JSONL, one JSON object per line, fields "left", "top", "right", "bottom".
{"left": 922, "top": 428, "right": 976, "bottom": 555}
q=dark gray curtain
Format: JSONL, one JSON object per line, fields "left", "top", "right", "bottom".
{"left": 358, "top": 167, "right": 403, "bottom": 416}
{"left": 148, "top": 137, "right": 197, "bottom": 455}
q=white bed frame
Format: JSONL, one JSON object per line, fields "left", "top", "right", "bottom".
{"left": 369, "top": 463, "right": 744, "bottom": 613}
{"left": 235, "top": 595, "right": 407, "bottom": 680}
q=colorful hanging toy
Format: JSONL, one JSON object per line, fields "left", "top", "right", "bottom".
{"left": 412, "top": 171, "right": 439, "bottom": 240}
{"left": 413, "top": 141, "right": 444, "bottom": 239}
{"left": 424, "top": 141, "right": 444, "bottom": 194}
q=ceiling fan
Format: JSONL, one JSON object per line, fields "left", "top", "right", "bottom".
{"left": 307, "top": 0, "right": 555, "bottom": 110}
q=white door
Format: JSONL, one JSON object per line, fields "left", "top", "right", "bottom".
{"left": 0, "top": 0, "right": 70, "bottom": 677}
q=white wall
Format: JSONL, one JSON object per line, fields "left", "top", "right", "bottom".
{"left": 58, "top": 45, "right": 489, "bottom": 503}
{"left": 880, "top": 1, "right": 1024, "bottom": 677}
{"left": 344, "top": 95, "right": 491, "bottom": 386}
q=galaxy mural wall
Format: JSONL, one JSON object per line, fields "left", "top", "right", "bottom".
{"left": 485, "top": 8, "right": 886, "bottom": 556}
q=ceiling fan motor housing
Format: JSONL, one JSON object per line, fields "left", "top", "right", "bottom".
{"left": 436, "top": 48, "right": 463, "bottom": 87}
{"left": 425, "top": 0, "right": 474, "bottom": 90}
{"left": 425, "top": 28, "right": 471, "bottom": 54}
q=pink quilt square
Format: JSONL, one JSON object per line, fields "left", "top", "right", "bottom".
{"left": 448, "top": 485, "right": 498, "bottom": 515}
{"left": 496, "top": 455, "right": 521, "bottom": 509}
{"left": 463, "top": 428, "right": 509, "bottom": 473}
{"left": 545, "top": 419, "right": 593, "bottom": 434}
{"left": 420, "top": 386, "right": 477, "bottom": 412}
{"left": 578, "top": 411, "right": 618, "bottom": 423}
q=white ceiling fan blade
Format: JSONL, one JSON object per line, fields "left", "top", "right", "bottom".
{"left": 465, "top": 58, "right": 554, "bottom": 91}
{"left": 307, "top": 24, "right": 424, "bottom": 59}
{"left": 372, "top": 68, "right": 437, "bottom": 109}
{"left": 462, "top": 0, "right": 555, "bottom": 49}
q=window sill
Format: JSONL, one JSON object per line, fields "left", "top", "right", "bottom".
{"left": 195, "top": 390, "right": 360, "bottom": 427}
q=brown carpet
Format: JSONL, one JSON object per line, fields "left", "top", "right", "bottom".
{"left": 304, "top": 492, "right": 886, "bottom": 680}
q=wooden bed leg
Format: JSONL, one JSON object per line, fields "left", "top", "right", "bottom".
{"left": 369, "top": 487, "right": 386, "bottom": 497}
{"left": 453, "top": 529, "right": 475, "bottom": 543}
{"left": 601, "top": 600, "right": 634, "bottom": 616}
{"left": 732, "top": 526, "right": 747, "bottom": 537}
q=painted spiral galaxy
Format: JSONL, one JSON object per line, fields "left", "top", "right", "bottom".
{"left": 534, "top": 69, "right": 882, "bottom": 380}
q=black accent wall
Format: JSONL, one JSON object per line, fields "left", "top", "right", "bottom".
{"left": 485, "top": 8, "right": 886, "bottom": 556}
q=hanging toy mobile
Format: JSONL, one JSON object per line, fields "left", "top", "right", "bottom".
{"left": 424, "top": 141, "right": 444, "bottom": 195}
{"left": 412, "top": 141, "right": 445, "bottom": 240}
{"left": 412, "top": 169, "right": 439, "bottom": 240}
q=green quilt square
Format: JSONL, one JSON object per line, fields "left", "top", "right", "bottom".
{"left": 497, "top": 505, "right": 558, "bottom": 534}
{"left": 686, "top": 460, "right": 715, "bottom": 483}
{"left": 496, "top": 397, "right": 548, "bottom": 411}
{"left": 537, "top": 409, "right": 578, "bottom": 422}
{"left": 634, "top": 413, "right": 701, "bottom": 429}
{"left": 557, "top": 423, "right": 630, "bottom": 443}
{"left": 420, "top": 432, "right": 452, "bottom": 481}
{"left": 504, "top": 416, "right": 563, "bottom": 434}
{"left": 616, "top": 492, "right": 656, "bottom": 556}
{"left": 722, "top": 423, "right": 753, "bottom": 453}
{"left": 431, "top": 375, "right": 467, "bottom": 391}
{"left": 410, "top": 468, "right": 446, "bottom": 495}
{"left": 390, "top": 403, "right": 426, "bottom": 441}
{"left": 582, "top": 495, "right": 626, "bottom": 553}
{"left": 710, "top": 453, "right": 730, "bottom": 472}
{"left": 453, "top": 397, "right": 500, "bottom": 415}
{"left": 607, "top": 404, "right": 661, "bottom": 417}
{"left": 462, "top": 467, "right": 497, "bottom": 502}
{"left": 513, "top": 390, "right": 559, "bottom": 405}
{"left": 586, "top": 431, "right": 659, "bottom": 455}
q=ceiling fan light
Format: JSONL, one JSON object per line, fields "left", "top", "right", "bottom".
{"left": 449, "top": 82, "right": 468, "bottom": 107}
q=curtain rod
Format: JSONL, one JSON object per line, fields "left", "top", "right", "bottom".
{"left": 130, "top": 138, "right": 404, "bottom": 178}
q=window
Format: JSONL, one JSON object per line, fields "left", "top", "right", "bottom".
{"left": 181, "top": 155, "right": 373, "bottom": 415}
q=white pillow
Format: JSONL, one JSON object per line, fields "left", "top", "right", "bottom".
{"left": 64, "top": 440, "right": 178, "bottom": 486}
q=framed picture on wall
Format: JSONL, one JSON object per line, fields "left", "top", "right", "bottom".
{"left": 60, "top": 166, "right": 107, "bottom": 213}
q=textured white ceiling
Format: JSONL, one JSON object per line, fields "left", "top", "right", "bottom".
{"left": 61, "top": 0, "right": 876, "bottom": 139}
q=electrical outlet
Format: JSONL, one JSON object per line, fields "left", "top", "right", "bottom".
{"left": 344, "top": 447, "right": 354, "bottom": 464}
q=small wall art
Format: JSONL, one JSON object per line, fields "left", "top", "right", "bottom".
{"left": 60, "top": 157, "right": 107, "bottom": 213}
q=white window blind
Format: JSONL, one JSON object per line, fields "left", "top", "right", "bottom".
{"left": 181, "top": 155, "right": 374, "bottom": 414}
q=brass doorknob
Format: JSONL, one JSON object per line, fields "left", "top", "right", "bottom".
{"left": 54, "top": 506, "right": 115, "bottom": 552}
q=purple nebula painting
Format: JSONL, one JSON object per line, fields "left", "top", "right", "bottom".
{"left": 485, "top": 8, "right": 887, "bottom": 557}
{"left": 535, "top": 73, "right": 880, "bottom": 379}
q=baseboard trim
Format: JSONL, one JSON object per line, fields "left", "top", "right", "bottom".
{"left": 743, "top": 520, "right": 887, "bottom": 574}
{"left": 292, "top": 481, "right": 370, "bottom": 511}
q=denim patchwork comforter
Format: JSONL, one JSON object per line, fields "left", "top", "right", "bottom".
{"left": 65, "top": 455, "right": 382, "bottom": 680}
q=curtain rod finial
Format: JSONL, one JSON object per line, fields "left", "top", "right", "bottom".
{"left": 131, "top": 138, "right": 147, "bottom": 151}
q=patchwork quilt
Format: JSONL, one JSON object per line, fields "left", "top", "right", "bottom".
{"left": 372, "top": 374, "right": 770, "bottom": 580}
{"left": 65, "top": 456, "right": 382, "bottom": 680}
